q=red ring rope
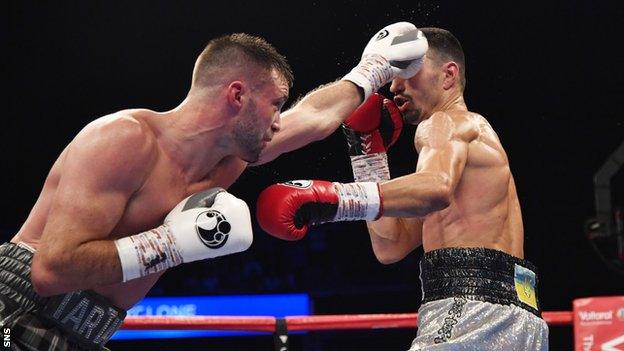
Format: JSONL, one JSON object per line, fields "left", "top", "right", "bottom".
{"left": 120, "top": 311, "right": 572, "bottom": 331}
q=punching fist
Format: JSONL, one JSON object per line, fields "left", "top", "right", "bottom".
{"left": 115, "top": 188, "right": 253, "bottom": 282}
{"left": 256, "top": 180, "right": 382, "bottom": 241}
{"left": 343, "top": 22, "right": 428, "bottom": 99}
{"left": 362, "top": 22, "right": 428, "bottom": 79}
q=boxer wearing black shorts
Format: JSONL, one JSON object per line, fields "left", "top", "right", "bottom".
{"left": 1, "top": 25, "right": 427, "bottom": 350}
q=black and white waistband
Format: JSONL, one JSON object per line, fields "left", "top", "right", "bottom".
{"left": 419, "top": 247, "right": 541, "bottom": 317}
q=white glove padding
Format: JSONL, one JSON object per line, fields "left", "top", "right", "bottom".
{"left": 115, "top": 188, "right": 253, "bottom": 282}
{"left": 165, "top": 189, "right": 253, "bottom": 261}
{"left": 343, "top": 22, "right": 428, "bottom": 99}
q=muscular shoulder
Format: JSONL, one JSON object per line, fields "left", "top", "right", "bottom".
{"left": 415, "top": 111, "right": 479, "bottom": 151}
{"left": 77, "top": 113, "right": 156, "bottom": 156}
{"left": 467, "top": 113, "right": 503, "bottom": 144}
{"left": 66, "top": 112, "right": 159, "bottom": 190}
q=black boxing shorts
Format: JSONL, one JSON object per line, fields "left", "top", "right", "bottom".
{"left": 0, "top": 242, "right": 126, "bottom": 350}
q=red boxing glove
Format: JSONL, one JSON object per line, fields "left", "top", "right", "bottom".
{"left": 256, "top": 180, "right": 338, "bottom": 241}
{"left": 342, "top": 93, "right": 403, "bottom": 156}
{"left": 256, "top": 180, "right": 382, "bottom": 241}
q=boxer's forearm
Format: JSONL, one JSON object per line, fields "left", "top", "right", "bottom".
{"left": 32, "top": 240, "right": 123, "bottom": 296}
{"left": 366, "top": 217, "right": 422, "bottom": 264}
{"left": 254, "top": 81, "right": 361, "bottom": 165}
{"left": 290, "top": 80, "right": 362, "bottom": 131}
{"left": 379, "top": 172, "right": 452, "bottom": 217}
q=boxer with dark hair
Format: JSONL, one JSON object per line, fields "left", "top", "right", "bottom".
{"left": 258, "top": 27, "right": 548, "bottom": 350}
{"left": 1, "top": 26, "right": 427, "bottom": 350}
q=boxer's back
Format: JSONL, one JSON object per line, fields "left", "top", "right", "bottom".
{"left": 420, "top": 112, "right": 524, "bottom": 258}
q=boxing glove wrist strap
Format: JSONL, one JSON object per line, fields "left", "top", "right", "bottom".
{"left": 332, "top": 182, "right": 383, "bottom": 221}
{"left": 350, "top": 153, "right": 391, "bottom": 182}
{"left": 114, "top": 225, "right": 183, "bottom": 282}
{"left": 342, "top": 54, "right": 393, "bottom": 100}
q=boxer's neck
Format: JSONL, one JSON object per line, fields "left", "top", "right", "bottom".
{"left": 433, "top": 91, "right": 467, "bottom": 115}
{"left": 158, "top": 96, "right": 233, "bottom": 183}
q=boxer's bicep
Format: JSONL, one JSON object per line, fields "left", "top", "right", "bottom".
{"left": 40, "top": 120, "right": 154, "bottom": 257}
{"left": 415, "top": 112, "right": 470, "bottom": 194}
{"left": 379, "top": 113, "right": 472, "bottom": 218}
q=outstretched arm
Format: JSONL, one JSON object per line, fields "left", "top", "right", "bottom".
{"left": 254, "top": 22, "right": 428, "bottom": 165}
{"left": 254, "top": 81, "right": 361, "bottom": 165}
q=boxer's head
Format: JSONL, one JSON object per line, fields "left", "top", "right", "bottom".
{"left": 191, "top": 33, "right": 292, "bottom": 162}
{"left": 390, "top": 28, "right": 465, "bottom": 125}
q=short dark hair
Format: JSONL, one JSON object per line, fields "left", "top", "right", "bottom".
{"left": 193, "top": 33, "right": 293, "bottom": 88}
{"left": 420, "top": 28, "right": 466, "bottom": 89}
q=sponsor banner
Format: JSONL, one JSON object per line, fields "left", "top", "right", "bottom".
{"left": 111, "top": 294, "right": 310, "bottom": 340}
{"left": 574, "top": 296, "right": 624, "bottom": 351}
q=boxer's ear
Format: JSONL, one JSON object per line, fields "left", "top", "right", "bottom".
{"left": 442, "top": 62, "right": 460, "bottom": 90}
{"left": 226, "top": 81, "right": 245, "bottom": 111}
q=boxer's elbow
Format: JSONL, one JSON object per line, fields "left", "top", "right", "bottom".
{"left": 372, "top": 244, "right": 411, "bottom": 265}
{"left": 428, "top": 186, "right": 451, "bottom": 212}
{"left": 369, "top": 231, "right": 411, "bottom": 265}
{"left": 31, "top": 248, "right": 71, "bottom": 296}
{"left": 31, "top": 262, "right": 59, "bottom": 297}
{"left": 374, "top": 250, "right": 407, "bottom": 265}
{"left": 417, "top": 174, "right": 452, "bottom": 215}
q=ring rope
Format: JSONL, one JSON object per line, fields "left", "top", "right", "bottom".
{"left": 120, "top": 311, "right": 572, "bottom": 331}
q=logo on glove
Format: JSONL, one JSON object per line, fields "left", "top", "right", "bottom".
{"left": 375, "top": 29, "right": 389, "bottom": 41}
{"left": 196, "top": 210, "right": 231, "bottom": 249}
{"left": 281, "top": 180, "right": 312, "bottom": 188}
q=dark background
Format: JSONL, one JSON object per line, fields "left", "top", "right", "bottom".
{"left": 3, "top": 1, "right": 623, "bottom": 350}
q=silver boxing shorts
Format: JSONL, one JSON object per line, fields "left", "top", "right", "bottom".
{"left": 408, "top": 247, "right": 549, "bottom": 351}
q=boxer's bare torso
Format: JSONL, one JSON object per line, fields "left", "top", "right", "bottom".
{"left": 370, "top": 107, "right": 524, "bottom": 262}
{"left": 416, "top": 110, "right": 523, "bottom": 257}
{"left": 12, "top": 110, "right": 247, "bottom": 309}
{"left": 8, "top": 67, "right": 361, "bottom": 309}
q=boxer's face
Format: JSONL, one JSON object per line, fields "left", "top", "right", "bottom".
{"left": 390, "top": 55, "right": 444, "bottom": 125}
{"left": 233, "top": 69, "right": 288, "bottom": 162}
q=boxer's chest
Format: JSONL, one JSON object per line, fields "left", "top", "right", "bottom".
{"left": 110, "top": 156, "right": 246, "bottom": 239}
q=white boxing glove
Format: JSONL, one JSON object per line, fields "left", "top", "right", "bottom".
{"left": 343, "top": 22, "right": 428, "bottom": 99}
{"left": 115, "top": 188, "right": 253, "bottom": 282}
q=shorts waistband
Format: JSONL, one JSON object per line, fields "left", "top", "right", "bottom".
{"left": 419, "top": 247, "right": 541, "bottom": 316}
